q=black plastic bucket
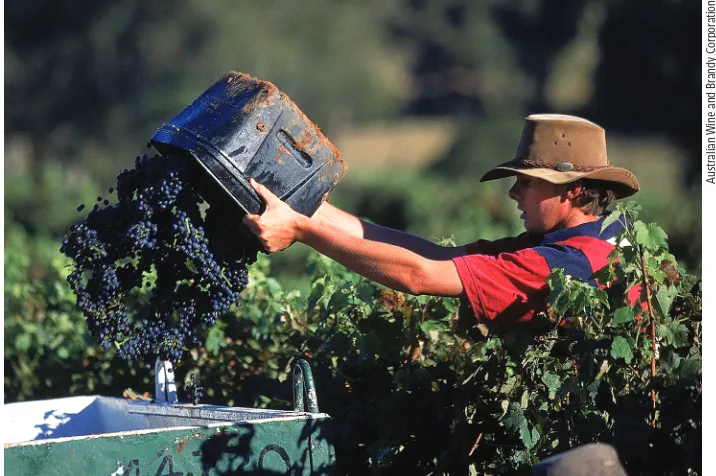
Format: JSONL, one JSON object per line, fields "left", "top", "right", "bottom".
{"left": 150, "top": 72, "right": 347, "bottom": 217}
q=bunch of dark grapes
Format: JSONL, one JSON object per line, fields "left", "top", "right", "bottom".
{"left": 184, "top": 372, "right": 205, "bottom": 406}
{"left": 61, "top": 153, "right": 260, "bottom": 363}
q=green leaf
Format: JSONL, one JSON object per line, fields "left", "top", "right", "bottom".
{"left": 600, "top": 212, "right": 623, "bottom": 235}
{"left": 15, "top": 334, "right": 31, "bottom": 352}
{"left": 653, "top": 285, "right": 677, "bottom": 319}
{"left": 557, "top": 376, "right": 579, "bottom": 399}
{"left": 520, "top": 424, "right": 540, "bottom": 451}
{"left": 57, "top": 346, "right": 70, "bottom": 359}
{"left": 656, "top": 323, "right": 674, "bottom": 345}
{"left": 619, "top": 200, "right": 642, "bottom": 223}
{"left": 184, "top": 259, "right": 198, "bottom": 274}
{"left": 328, "top": 288, "right": 350, "bottom": 312}
{"left": 610, "top": 336, "right": 633, "bottom": 364}
{"left": 356, "top": 283, "right": 374, "bottom": 304}
{"left": 503, "top": 403, "right": 528, "bottom": 434}
{"left": 650, "top": 269, "right": 666, "bottom": 285}
{"left": 592, "top": 266, "right": 615, "bottom": 288}
{"left": 547, "top": 269, "right": 567, "bottom": 303}
{"left": 553, "top": 292, "right": 571, "bottom": 316}
{"left": 569, "top": 289, "right": 588, "bottom": 315}
{"left": 670, "top": 322, "right": 690, "bottom": 348}
{"left": 420, "top": 319, "right": 447, "bottom": 335}
{"left": 611, "top": 306, "right": 635, "bottom": 325}
{"left": 205, "top": 325, "right": 226, "bottom": 356}
{"left": 483, "top": 336, "right": 502, "bottom": 351}
{"left": 659, "top": 349, "right": 681, "bottom": 373}
{"left": 512, "top": 450, "right": 532, "bottom": 465}
{"left": 634, "top": 222, "right": 668, "bottom": 252}
{"left": 307, "top": 280, "right": 325, "bottom": 314}
{"left": 658, "top": 320, "right": 690, "bottom": 348}
{"left": 541, "top": 372, "right": 562, "bottom": 395}
{"left": 678, "top": 357, "right": 702, "bottom": 380}
{"left": 265, "top": 277, "right": 283, "bottom": 297}
{"left": 520, "top": 389, "right": 530, "bottom": 409}
{"left": 592, "top": 288, "right": 610, "bottom": 309}
{"left": 500, "top": 376, "right": 519, "bottom": 394}
{"left": 442, "top": 298, "right": 459, "bottom": 313}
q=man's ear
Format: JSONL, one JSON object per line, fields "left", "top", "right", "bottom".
{"left": 561, "top": 182, "right": 582, "bottom": 202}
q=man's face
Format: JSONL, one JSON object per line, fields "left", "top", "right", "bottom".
{"left": 508, "top": 175, "right": 569, "bottom": 234}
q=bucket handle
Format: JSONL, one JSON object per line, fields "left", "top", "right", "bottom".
{"left": 293, "top": 359, "right": 319, "bottom": 413}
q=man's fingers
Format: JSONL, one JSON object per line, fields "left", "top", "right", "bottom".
{"left": 249, "top": 178, "right": 279, "bottom": 207}
{"left": 242, "top": 213, "right": 259, "bottom": 224}
{"left": 242, "top": 213, "right": 261, "bottom": 233}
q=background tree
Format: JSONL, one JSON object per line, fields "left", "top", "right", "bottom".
{"left": 584, "top": 0, "right": 700, "bottom": 185}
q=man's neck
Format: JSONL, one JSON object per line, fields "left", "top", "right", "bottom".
{"left": 567, "top": 213, "right": 599, "bottom": 228}
{"left": 551, "top": 210, "right": 599, "bottom": 233}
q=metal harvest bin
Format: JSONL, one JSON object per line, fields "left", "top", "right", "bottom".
{"left": 4, "top": 360, "right": 335, "bottom": 475}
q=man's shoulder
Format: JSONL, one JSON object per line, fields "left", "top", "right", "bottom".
{"left": 532, "top": 217, "right": 626, "bottom": 281}
{"left": 542, "top": 215, "right": 624, "bottom": 246}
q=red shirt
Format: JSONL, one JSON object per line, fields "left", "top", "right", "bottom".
{"left": 453, "top": 219, "right": 638, "bottom": 325}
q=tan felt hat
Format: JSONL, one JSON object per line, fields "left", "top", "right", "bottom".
{"left": 480, "top": 114, "right": 640, "bottom": 198}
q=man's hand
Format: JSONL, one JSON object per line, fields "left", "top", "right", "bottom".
{"left": 241, "top": 178, "right": 306, "bottom": 253}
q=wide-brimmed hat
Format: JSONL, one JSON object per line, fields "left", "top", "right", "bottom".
{"left": 480, "top": 114, "right": 640, "bottom": 198}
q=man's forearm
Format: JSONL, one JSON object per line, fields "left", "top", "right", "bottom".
{"left": 315, "top": 202, "right": 465, "bottom": 260}
{"left": 295, "top": 214, "right": 463, "bottom": 297}
{"left": 313, "top": 202, "right": 365, "bottom": 237}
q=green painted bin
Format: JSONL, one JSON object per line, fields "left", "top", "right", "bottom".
{"left": 4, "top": 360, "right": 335, "bottom": 475}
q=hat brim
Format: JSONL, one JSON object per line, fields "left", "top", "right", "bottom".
{"left": 480, "top": 162, "right": 640, "bottom": 198}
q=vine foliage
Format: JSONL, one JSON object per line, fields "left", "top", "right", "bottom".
{"left": 4, "top": 202, "right": 701, "bottom": 474}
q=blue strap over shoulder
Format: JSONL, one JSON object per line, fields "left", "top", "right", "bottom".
{"left": 534, "top": 214, "right": 626, "bottom": 286}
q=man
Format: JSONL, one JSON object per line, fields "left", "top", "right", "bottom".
{"left": 242, "top": 114, "right": 640, "bottom": 325}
